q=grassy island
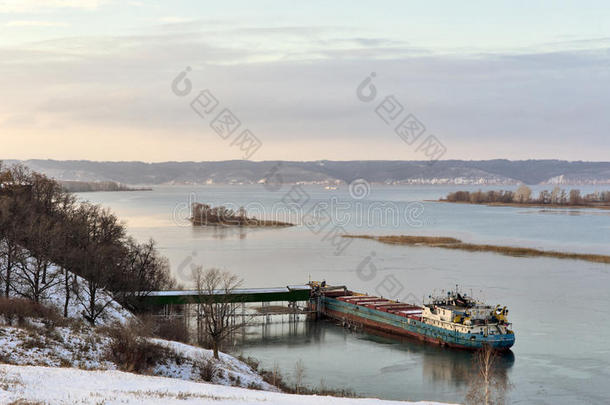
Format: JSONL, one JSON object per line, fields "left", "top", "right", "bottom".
{"left": 344, "top": 234, "right": 610, "bottom": 264}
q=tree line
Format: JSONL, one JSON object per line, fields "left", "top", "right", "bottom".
{"left": 59, "top": 180, "right": 151, "bottom": 193}
{"left": 444, "top": 186, "right": 610, "bottom": 206}
{"left": 0, "top": 163, "right": 175, "bottom": 324}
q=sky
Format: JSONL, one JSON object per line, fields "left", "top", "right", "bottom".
{"left": 1, "top": 0, "right": 610, "bottom": 162}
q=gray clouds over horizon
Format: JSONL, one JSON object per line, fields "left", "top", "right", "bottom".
{"left": 1, "top": 21, "right": 609, "bottom": 161}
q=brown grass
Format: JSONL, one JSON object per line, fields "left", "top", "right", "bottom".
{"left": 0, "top": 298, "right": 66, "bottom": 327}
{"left": 345, "top": 235, "right": 461, "bottom": 245}
{"left": 344, "top": 235, "right": 610, "bottom": 264}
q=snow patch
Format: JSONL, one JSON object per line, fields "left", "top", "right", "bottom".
{"left": 0, "top": 364, "right": 453, "bottom": 405}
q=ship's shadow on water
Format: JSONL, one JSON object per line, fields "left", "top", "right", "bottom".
{"left": 351, "top": 321, "right": 515, "bottom": 385}
{"left": 237, "top": 317, "right": 514, "bottom": 393}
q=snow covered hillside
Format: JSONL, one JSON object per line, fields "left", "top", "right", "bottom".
{"left": 0, "top": 316, "right": 275, "bottom": 391}
{"left": 7, "top": 261, "right": 133, "bottom": 327}
{"left": 0, "top": 364, "right": 453, "bottom": 405}
{"left": 0, "top": 260, "right": 451, "bottom": 404}
{"left": 0, "top": 264, "right": 275, "bottom": 391}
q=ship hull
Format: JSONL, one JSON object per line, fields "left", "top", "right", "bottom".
{"left": 315, "top": 296, "right": 514, "bottom": 351}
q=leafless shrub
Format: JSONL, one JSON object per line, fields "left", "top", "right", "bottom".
{"left": 247, "top": 382, "right": 263, "bottom": 390}
{"left": 152, "top": 316, "right": 190, "bottom": 343}
{"left": 102, "top": 321, "right": 169, "bottom": 373}
{"left": 198, "top": 356, "right": 219, "bottom": 382}
{"left": 271, "top": 361, "right": 280, "bottom": 387}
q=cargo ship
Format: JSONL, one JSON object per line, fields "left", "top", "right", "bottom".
{"left": 309, "top": 282, "right": 515, "bottom": 351}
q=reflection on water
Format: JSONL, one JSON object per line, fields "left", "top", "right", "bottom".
{"left": 521, "top": 209, "right": 610, "bottom": 217}
{"left": 191, "top": 225, "right": 250, "bottom": 240}
{"left": 236, "top": 318, "right": 514, "bottom": 403}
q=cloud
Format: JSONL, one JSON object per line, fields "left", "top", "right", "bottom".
{"left": 157, "top": 17, "right": 193, "bottom": 24}
{"left": 6, "top": 20, "right": 68, "bottom": 27}
{"left": 0, "top": 0, "right": 105, "bottom": 13}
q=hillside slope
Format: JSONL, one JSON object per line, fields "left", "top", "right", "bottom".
{"left": 6, "top": 159, "right": 610, "bottom": 185}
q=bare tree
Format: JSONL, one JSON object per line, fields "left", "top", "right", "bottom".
{"left": 550, "top": 186, "right": 561, "bottom": 204}
{"left": 466, "top": 345, "right": 510, "bottom": 405}
{"left": 0, "top": 237, "right": 23, "bottom": 298}
{"left": 0, "top": 164, "right": 30, "bottom": 298}
{"left": 13, "top": 215, "right": 61, "bottom": 303}
{"left": 538, "top": 190, "right": 550, "bottom": 204}
{"left": 0, "top": 163, "right": 174, "bottom": 324}
{"left": 513, "top": 185, "right": 532, "bottom": 204}
{"left": 294, "top": 359, "right": 306, "bottom": 394}
{"left": 559, "top": 189, "right": 568, "bottom": 205}
{"left": 115, "top": 238, "right": 174, "bottom": 310}
{"left": 569, "top": 189, "right": 582, "bottom": 206}
{"left": 54, "top": 220, "right": 78, "bottom": 318}
{"left": 48, "top": 192, "right": 78, "bottom": 317}
{"left": 73, "top": 204, "right": 126, "bottom": 325}
{"left": 191, "top": 267, "right": 245, "bottom": 359}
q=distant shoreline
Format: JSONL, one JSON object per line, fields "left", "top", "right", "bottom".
{"left": 75, "top": 188, "right": 153, "bottom": 193}
{"left": 60, "top": 180, "right": 152, "bottom": 193}
{"left": 433, "top": 200, "right": 610, "bottom": 210}
{"left": 344, "top": 234, "right": 610, "bottom": 265}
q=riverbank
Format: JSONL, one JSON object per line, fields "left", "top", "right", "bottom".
{"left": 343, "top": 235, "right": 610, "bottom": 264}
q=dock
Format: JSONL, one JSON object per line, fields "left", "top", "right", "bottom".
{"left": 140, "top": 285, "right": 311, "bottom": 306}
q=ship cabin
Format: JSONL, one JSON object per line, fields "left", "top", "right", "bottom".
{"left": 422, "top": 290, "right": 513, "bottom": 336}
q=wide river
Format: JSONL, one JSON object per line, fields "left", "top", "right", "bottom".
{"left": 78, "top": 184, "right": 610, "bottom": 404}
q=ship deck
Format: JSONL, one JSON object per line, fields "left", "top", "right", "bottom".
{"left": 334, "top": 294, "right": 423, "bottom": 319}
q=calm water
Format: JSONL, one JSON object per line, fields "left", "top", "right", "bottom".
{"left": 78, "top": 184, "right": 610, "bottom": 404}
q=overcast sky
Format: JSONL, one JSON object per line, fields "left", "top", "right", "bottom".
{"left": 1, "top": 0, "right": 609, "bottom": 161}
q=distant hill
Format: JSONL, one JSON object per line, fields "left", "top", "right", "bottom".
{"left": 3, "top": 159, "right": 610, "bottom": 185}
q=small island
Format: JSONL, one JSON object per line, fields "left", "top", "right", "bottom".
{"left": 439, "top": 186, "right": 610, "bottom": 209}
{"left": 190, "top": 203, "right": 294, "bottom": 227}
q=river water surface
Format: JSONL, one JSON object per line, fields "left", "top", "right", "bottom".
{"left": 78, "top": 184, "right": 610, "bottom": 404}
